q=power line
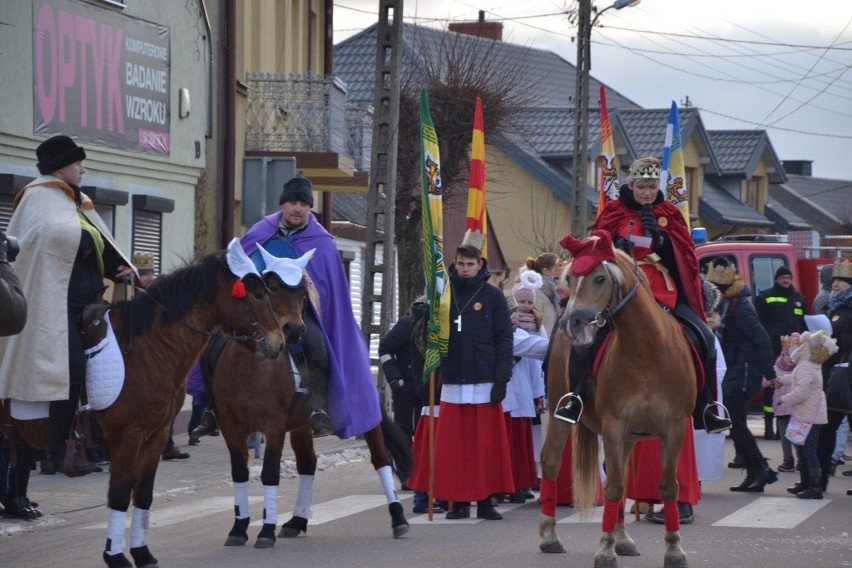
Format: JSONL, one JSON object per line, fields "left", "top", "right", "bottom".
{"left": 698, "top": 107, "right": 852, "bottom": 139}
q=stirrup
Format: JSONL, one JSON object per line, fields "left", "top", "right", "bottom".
{"left": 703, "top": 402, "right": 732, "bottom": 433}
{"left": 554, "top": 392, "right": 583, "bottom": 424}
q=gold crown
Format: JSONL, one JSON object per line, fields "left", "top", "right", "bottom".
{"left": 460, "top": 229, "right": 485, "bottom": 255}
{"left": 133, "top": 252, "right": 156, "bottom": 272}
{"left": 705, "top": 261, "right": 736, "bottom": 285}
{"left": 628, "top": 163, "right": 661, "bottom": 180}
{"left": 832, "top": 259, "right": 852, "bottom": 280}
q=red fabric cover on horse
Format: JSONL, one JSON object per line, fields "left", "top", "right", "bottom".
{"left": 559, "top": 230, "right": 617, "bottom": 276}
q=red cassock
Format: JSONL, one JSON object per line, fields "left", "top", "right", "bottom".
{"left": 624, "top": 419, "right": 701, "bottom": 505}
{"left": 504, "top": 414, "right": 538, "bottom": 492}
{"left": 408, "top": 402, "right": 514, "bottom": 502}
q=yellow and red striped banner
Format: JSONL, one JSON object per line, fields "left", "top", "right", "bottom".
{"left": 596, "top": 85, "right": 619, "bottom": 220}
{"left": 465, "top": 96, "right": 487, "bottom": 259}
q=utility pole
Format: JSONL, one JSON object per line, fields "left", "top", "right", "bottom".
{"left": 361, "top": 0, "right": 402, "bottom": 402}
{"left": 571, "top": 0, "right": 592, "bottom": 238}
{"left": 570, "top": 0, "right": 640, "bottom": 237}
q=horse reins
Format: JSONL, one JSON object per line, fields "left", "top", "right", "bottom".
{"left": 120, "top": 281, "right": 273, "bottom": 355}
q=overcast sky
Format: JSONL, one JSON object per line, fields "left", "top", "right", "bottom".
{"left": 334, "top": 0, "right": 852, "bottom": 181}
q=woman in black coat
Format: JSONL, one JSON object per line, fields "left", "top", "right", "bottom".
{"left": 816, "top": 262, "right": 852, "bottom": 494}
{"left": 706, "top": 258, "right": 778, "bottom": 493}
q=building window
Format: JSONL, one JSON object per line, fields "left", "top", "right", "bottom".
{"left": 132, "top": 194, "right": 174, "bottom": 274}
{"left": 744, "top": 178, "right": 760, "bottom": 208}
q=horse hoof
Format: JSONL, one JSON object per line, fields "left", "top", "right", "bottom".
{"left": 253, "top": 537, "right": 275, "bottom": 549}
{"left": 102, "top": 552, "right": 133, "bottom": 568}
{"left": 129, "top": 545, "right": 159, "bottom": 568}
{"left": 224, "top": 535, "right": 248, "bottom": 547}
{"left": 615, "top": 540, "right": 639, "bottom": 556}
{"left": 392, "top": 521, "right": 410, "bottom": 539}
{"left": 278, "top": 516, "right": 308, "bottom": 538}
{"left": 539, "top": 541, "right": 567, "bottom": 554}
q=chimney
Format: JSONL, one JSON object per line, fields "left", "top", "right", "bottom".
{"left": 448, "top": 10, "right": 503, "bottom": 41}
{"left": 782, "top": 160, "right": 813, "bottom": 177}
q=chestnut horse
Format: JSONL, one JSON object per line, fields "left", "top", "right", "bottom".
{"left": 1, "top": 240, "right": 289, "bottom": 568}
{"left": 538, "top": 231, "right": 696, "bottom": 568}
{"left": 208, "top": 250, "right": 412, "bottom": 547}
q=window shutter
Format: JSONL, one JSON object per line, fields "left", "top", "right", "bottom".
{"left": 132, "top": 210, "right": 162, "bottom": 273}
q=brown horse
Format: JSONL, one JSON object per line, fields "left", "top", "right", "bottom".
{"left": 0, "top": 240, "right": 287, "bottom": 568}
{"left": 538, "top": 231, "right": 696, "bottom": 568}
{"left": 209, "top": 249, "right": 412, "bottom": 547}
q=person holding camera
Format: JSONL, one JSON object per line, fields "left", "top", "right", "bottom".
{"left": 0, "top": 230, "right": 26, "bottom": 336}
{"left": 0, "top": 230, "right": 28, "bottom": 518}
{"left": 0, "top": 135, "right": 136, "bottom": 489}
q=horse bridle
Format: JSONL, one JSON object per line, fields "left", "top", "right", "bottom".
{"left": 589, "top": 261, "right": 641, "bottom": 328}
{"left": 121, "top": 280, "right": 277, "bottom": 354}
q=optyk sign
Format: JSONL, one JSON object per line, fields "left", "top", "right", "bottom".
{"left": 33, "top": 0, "right": 171, "bottom": 154}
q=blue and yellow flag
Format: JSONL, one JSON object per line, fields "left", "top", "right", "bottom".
{"left": 420, "top": 89, "right": 450, "bottom": 382}
{"left": 661, "top": 101, "right": 690, "bottom": 227}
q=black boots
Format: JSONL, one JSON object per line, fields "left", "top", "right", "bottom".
{"left": 309, "top": 409, "right": 334, "bottom": 438}
{"left": 190, "top": 409, "right": 219, "bottom": 438}
{"left": 731, "top": 455, "right": 778, "bottom": 493}
{"left": 787, "top": 468, "right": 809, "bottom": 495}
{"left": 475, "top": 499, "right": 502, "bottom": 520}
{"left": 445, "top": 502, "right": 470, "bottom": 520}
{"left": 796, "top": 478, "right": 823, "bottom": 500}
{"left": 702, "top": 406, "right": 732, "bottom": 434}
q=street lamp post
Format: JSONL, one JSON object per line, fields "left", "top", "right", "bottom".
{"left": 571, "top": 0, "right": 640, "bottom": 237}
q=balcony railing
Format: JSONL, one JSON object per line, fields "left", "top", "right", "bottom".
{"left": 245, "top": 72, "right": 372, "bottom": 171}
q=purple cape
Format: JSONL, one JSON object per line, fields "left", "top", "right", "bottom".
{"left": 241, "top": 212, "right": 382, "bottom": 438}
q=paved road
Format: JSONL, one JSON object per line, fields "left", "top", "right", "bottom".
{"left": 2, "top": 416, "right": 850, "bottom": 568}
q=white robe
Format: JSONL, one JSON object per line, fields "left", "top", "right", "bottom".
{"left": 0, "top": 177, "right": 134, "bottom": 401}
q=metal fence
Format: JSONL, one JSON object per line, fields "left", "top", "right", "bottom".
{"left": 245, "top": 72, "right": 372, "bottom": 171}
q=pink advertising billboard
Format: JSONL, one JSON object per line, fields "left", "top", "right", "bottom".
{"left": 33, "top": 0, "right": 171, "bottom": 154}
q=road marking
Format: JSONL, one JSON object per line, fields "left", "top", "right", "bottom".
{"left": 81, "top": 497, "right": 262, "bottom": 530}
{"left": 251, "top": 494, "right": 399, "bottom": 527}
{"left": 407, "top": 501, "right": 526, "bottom": 525}
{"left": 713, "top": 497, "right": 830, "bottom": 528}
{"left": 82, "top": 495, "right": 409, "bottom": 530}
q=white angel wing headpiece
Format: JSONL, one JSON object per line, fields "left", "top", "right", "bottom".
{"left": 225, "top": 237, "right": 261, "bottom": 280}
{"left": 257, "top": 244, "right": 315, "bottom": 287}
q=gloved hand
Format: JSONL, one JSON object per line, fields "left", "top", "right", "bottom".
{"left": 490, "top": 382, "right": 507, "bottom": 404}
{"left": 642, "top": 204, "right": 661, "bottom": 240}
{"left": 511, "top": 311, "right": 536, "bottom": 332}
{"left": 613, "top": 237, "right": 632, "bottom": 254}
{"left": 388, "top": 378, "right": 404, "bottom": 393}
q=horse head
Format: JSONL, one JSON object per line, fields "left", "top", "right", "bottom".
{"left": 256, "top": 244, "right": 312, "bottom": 345}
{"left": 225, "top": 239, "right": 287, "bottom": 359}
{"left": 558, "top": 230, "right": 637, "bottom": 345}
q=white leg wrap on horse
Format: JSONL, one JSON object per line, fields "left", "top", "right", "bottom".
{"left": 129, "top": 507, "right": 150, "bottom": 548}
{"left": 263, "top": 484, "right": 278, "bottom": 525}
{"left": 377, "top": 465, "right": 399, "bottom": 503}
{"left": 234, "top": 481, "right": 250, "bottom": 519}
{"left": 105, "top": 508, "right": 127, "bottom": 555}
{"left": 294, "top": 474, "right": 314, "bottom": 519}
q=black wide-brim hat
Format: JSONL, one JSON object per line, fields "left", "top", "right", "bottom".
{"left": 36, "top": 135, "right": 87, "bottom": 175}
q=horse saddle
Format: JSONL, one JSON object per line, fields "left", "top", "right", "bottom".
{"left": 80, "top": 298, "right": 112, "bottom": 350}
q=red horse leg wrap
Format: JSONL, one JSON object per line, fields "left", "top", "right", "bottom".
{"left": 602, "top": 500, "right": 619, "bottom": 533}
{"left": 540, "top": 478, "right": 557, "bottom": 517}
{"left": 664, "top": 500, "right": 680, "bottom": 532}
{"left": 617, "top": 497, "right": 626, "bottom": 524}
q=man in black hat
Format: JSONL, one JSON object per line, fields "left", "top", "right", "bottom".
{"left": 755, "top": 265, "right": 806, "bottom": 442}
